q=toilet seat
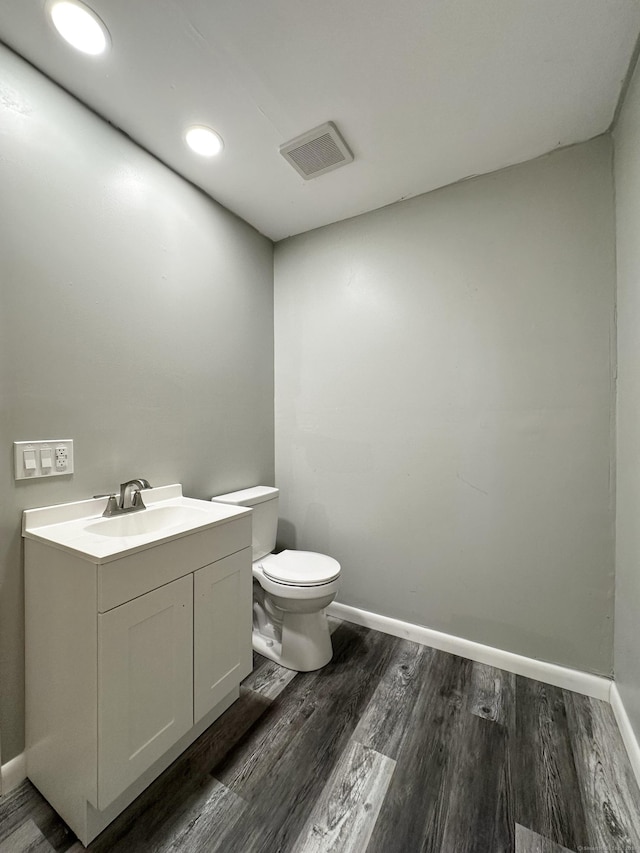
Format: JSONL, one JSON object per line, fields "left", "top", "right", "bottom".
{"left": 258, "top": 550, "right": 340, "bottom": 587}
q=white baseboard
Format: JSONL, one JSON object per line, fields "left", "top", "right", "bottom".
{"left": 1, "top": 752, "right": 26, "bottom": 796}
{"left": 328, "top": 601, "right": 612, "bottom": 701}
{"left": 610, "top": 684, "right": 640, "bottom": 790}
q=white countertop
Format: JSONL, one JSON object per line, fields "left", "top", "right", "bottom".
{"left": 22, "top": 484, "right": 251, "bottom": 563}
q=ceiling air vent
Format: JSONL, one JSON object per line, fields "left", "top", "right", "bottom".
{"left": 280, "top": 122, "right": 353, "bottom": 180}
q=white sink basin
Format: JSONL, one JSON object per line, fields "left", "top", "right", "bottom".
{"left": 84, "top": 504, "right": 210, "bottom": 538}
{"left": 21, "top": 484, "right": 251, "bottom": 563}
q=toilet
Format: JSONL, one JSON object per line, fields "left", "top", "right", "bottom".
{"left": 212, "top": 486, "right": 340, "bottom": 671}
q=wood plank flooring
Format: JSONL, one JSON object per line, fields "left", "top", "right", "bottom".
{"left": 1, "top": 619, "right": 639, "bottom": 852}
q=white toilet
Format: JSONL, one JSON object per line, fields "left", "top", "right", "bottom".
{"left": 212, "top": 486, "right": 340, "bottom": 671}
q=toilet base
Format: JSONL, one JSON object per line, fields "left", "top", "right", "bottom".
{"left": 252, "top": 609, "right": 333, "bottom": 672}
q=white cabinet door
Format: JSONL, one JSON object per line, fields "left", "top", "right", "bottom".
{"left": 194, "top": 547, "right": 252, "bottom": 723}
{"left": 97, "top": 574, "right": 193, "bottom": 809}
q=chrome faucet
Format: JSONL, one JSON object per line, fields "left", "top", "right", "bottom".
{"left": 94, "top": 478, "right": 152, "bottom": 517}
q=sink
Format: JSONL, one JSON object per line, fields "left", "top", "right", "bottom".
{"left": 21, "top": 484, "right": 252, "bottom": 563}
{"left": 84, "top": 504, "right": 210, "bottom": 538}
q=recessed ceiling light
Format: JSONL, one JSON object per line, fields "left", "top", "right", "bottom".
{"left": 185, "top": 126, "right": 224, "bottom": 157}
{"left": 48, "top": 0, "right": 110, "bottom": 56}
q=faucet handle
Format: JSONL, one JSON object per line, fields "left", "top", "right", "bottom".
{"left": 96, "top": 495, "right": 120, "bottom": 517}
{"left": 132, "top": 490, "right": 146, "bottom": 509}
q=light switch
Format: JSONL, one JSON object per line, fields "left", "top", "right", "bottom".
{"left": 41, "top": 448, "right": 52, "bottom": 469}
{"left": 23, "top": 449, "right": 37, "bottom": 471}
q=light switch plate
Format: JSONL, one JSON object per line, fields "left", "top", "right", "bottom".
{"left": 14, "top": 440, "right": 74, "bottom": 480}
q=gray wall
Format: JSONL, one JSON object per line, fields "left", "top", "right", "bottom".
{"left": 0, "top": 45, "right": 274, "bottom": 762}
{"left": 614, "top": 57, "right": 640, "bottom": 742}
{"left": 275, "top": 137, "right": 616, "bottom": 675}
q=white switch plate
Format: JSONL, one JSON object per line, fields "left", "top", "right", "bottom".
{"left": 14, "top": 440, "right": 74, "bottom": 480}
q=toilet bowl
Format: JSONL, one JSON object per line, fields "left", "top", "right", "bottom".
{"left": 212, "top": 487, "right": 340, "bottom": 671}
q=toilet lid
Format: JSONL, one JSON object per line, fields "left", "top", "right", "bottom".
{"left": 260, "top": 550, "right": 341, "bottom": 586}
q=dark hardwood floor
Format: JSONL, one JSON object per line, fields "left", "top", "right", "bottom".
{"left": 1, "top": 619, "right": 639, "bottom": 852}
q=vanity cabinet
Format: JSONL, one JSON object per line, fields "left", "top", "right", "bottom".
{"left": 24, "top": 494, "right": 252, "bottom": 847}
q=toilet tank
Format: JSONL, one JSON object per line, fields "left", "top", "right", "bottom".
{"left": 212, "top": 486, "right": 279, "bottom": 561}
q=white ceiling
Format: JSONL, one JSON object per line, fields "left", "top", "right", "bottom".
{"left": 1, "top": 1, "right": 639, "bottom": 241}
